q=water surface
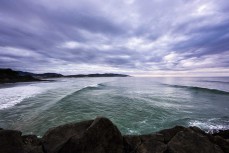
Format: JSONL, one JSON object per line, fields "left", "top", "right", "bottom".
{"left": 0, "top": 77, "right": 229, "bottom": 136}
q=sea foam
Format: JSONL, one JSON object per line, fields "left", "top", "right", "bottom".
{"left": 189, "top": 120, "right": 229, "bottom": 133}
{"left": 0, "top": 85, "right": 43, "bottom": 110}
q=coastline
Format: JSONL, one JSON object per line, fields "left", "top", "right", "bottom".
{"left": 0, "top": 68, "right": 129, "bottom": 84}
{"left": 0, "top": 117, "right": 228, "bottom": 153}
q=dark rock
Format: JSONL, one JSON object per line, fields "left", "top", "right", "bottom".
{"left": 167, "top": 129, "right": 224, "bottom": 153}
{"left": 0, "top": 130, "right": 24, "bottom": 153}
{"left": 22, "top": 135, "right": 42, "bottom": 146}
{"left": 1, "top": 118, "right": 229, "bottom": 153}
{"left": 189, "top": 126, "right": 207, "bottom": 135}
{"left": 42, "top": 120, "right": 93, "bottom": 153}
{"left": 124, "top": 133, "right": 166, "bottom": 153}
{"left": 213, "top": 136, "right": 229, "bottom": 153}
{"left": 137, "top": 140, "right": 167, "bottom": 153}
{"left": 58, "top": 117, "right": 123, "bottom": 153}
{"left": 24, "top": 146, "right": 44, "bottom": 153}
{"left": 213, "top": 130, "right": 229, "bottom": 139}
{"left": 123, "top": 135, "right": 142, "bottom": 153}
{"left": 139, "top": 133, "right": 165, "bottom": 142}
{"left": 157, "top": 126, "right": 187, "bottom": 143}
{"left": 0, "top": 128, "right": 3, "bottom": 130}
{"left": 22, "top": 135, "right": 44, "bottom": 153}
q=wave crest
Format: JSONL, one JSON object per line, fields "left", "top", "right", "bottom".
{"left": 57, "top": 83, "right": 107, "bottom": 102}
{"left": 163, "top": 84, "right": 229, "bottom": 95}
{"left": 0, "top": 85, "right": 43, "bottom": 110}
{"left": 201, "top": 80, "right": 229, "bottom": 84}
{"left": 189, "top": 119, "right": 229, "bottom": 133}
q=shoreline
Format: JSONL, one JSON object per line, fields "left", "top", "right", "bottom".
{"left": 0, "top": 117, "right": 228, "bottom": 153}
{"left": 0, "top": 68, "right": 129, "bottom": 84}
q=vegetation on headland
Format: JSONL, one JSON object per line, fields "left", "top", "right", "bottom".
{"left": 0, "top": 68, "right": 129, "bottom": 83}
{"left": 0, "top": 68, "right": 40, "bottom": 83}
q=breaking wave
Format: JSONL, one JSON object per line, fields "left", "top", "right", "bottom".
{"left": 56, "top": 83, "right": 107, "bottom": 102}
{"left": 0, "top": 85, "right": 43, "bottom": 110}
{"left": 189, "top": 119, "right": 229, "bottom": 133}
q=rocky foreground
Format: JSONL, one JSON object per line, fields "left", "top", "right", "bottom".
{"left": 0, "top": 117, "right": 229, "bottom": 153}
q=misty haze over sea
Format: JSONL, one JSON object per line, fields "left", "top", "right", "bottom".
{"left": 0, "top": 77, "right": 229, "bottom": 136}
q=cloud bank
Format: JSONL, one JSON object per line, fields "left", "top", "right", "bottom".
{"left": 0, "top": 0, "right": 229, "bottom": 76}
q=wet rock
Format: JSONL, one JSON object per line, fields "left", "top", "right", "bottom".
{"left": 124, "top": 135, "right": 142, "bottom": 153}
{"left": 167, "top": 129, "right": 224, "bottom": 153}
{"left": 124, "top": 133, "right": 166, "bottom": 153}
{"left": 213, "top": 130, "right": 229, "bottom": 139}
{"left": 137, "top": 140, "right": 167, "bottom": 153}
{"left": 42, "top": 120, "right": 93, "bottom": 153}
{"left": 0, "top": 130, "right": 24, "bottom": 153}
{"left": 23, "top": 135, "right": 42, "bottom": 146}
{"left": 158, "top": 126, "right": 187, "bottom": 143}
{"left": 22, "top": 135, "right": 44, "bottom": 153}
{"left": 58, "top": 117, "right": 124, "bottom": 153}
{"left": 1, "top": 117, "right": 229, "bottom": 153}
{"left": 189, "top": 126, "right": 207, "bottom": 135}
{"left": 23, "top": 146, "right": 44, "bottom": 153}
{"left": 213, "top": 136, "right": 229, "bottom": 153}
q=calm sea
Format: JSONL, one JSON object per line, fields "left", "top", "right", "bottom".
{"left": 0, "top": 77, "right": 229, "bottom": 136}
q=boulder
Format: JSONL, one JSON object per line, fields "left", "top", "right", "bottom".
{"left": 213, "top": 130, "right": 229, "bottom": 139}
{"left": 213, "top": 136, "right": 229, "bottom": 153}
{"left": 22, "top": 135, "right": 42, "bottom": 146}
{"left": 22, "top": 135, "right": 44, "bottom": 153}
{"left": 58, "top": 117, "right": 123, "bottom": 153}
{"left": 42, "top": 119, "right": 93, "bottom": 153}
{"left": 1, "top": 117, "right": 229, "bottom": 153}
{"left": 0, "top": 130, "right": 24, "bottom": 153}
{"left": 23, "top": 145, "right": 44, "bottom": 153}
{"left": 157, "top": 126, "right": 187, "bottom": 143}
{"left": 189, "top": 126, "right": 207, "bottom": 135}
{"left": 124, "top": 134, "right": 166, "bottom": 153}
{"left": 167, "top": 129, "right": 224, "bottom": 153}
{"left": 124, "top": 135, "right": 142, "bottom": 153}
{"left": 137, "top": 140, "right": 167, "bottom": 153}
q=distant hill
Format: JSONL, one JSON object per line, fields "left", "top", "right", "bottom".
{"left": 17, "top": 71, "right": 63, "bottom": 79}
{"left": 0, "top": 68, "right": 129, "bottom": 84}
{"left": 66, "top": 73, "right": 129, "bottom": 78}
{"left": 0, "top": 68, "right": 40, "bottom": 83}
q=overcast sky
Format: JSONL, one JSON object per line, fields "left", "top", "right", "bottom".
{"left": 0, "top": 0, "right": 229, "bottom": 76}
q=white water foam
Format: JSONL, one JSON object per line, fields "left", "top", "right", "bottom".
{"left": 86, "top": 84, "right": 99, "bottom": 87}
{"left": 126, "top": 128, "right": 140, "bottom": 135}
{"left": 189, "top": 120, "right": 229, "bottom": 133}
{"left": 80, "top": 83, "right": 102, "bottom": 90}
{"left": 0, "top": 85, "right": 43, "bottom": 110}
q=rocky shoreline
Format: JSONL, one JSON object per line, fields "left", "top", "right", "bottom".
{"left": 0, "top": 117, "right": 228, "bottom": 153}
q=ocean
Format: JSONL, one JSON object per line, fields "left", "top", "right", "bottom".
{"left": 0, "top": 77, "right": 229, "bottom": 136}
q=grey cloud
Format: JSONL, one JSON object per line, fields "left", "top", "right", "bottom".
{"left": 172, "top": 20, "right": 229, "bottom": 57}
{"left": 0, "top": 0, "right": 229, "bottom": 75}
